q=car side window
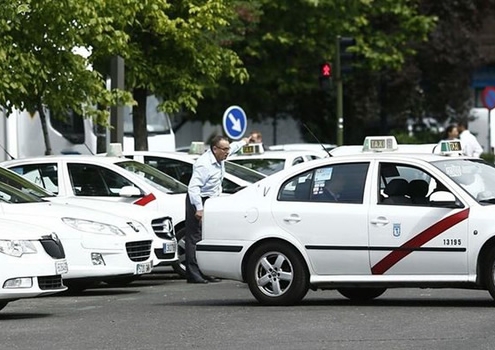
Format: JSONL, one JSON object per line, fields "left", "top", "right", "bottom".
{"left": 144, "top": 156, "right": 192, "bottom": 184}
{"left": 10, "top": 164, "right": 59, "bottom": 194}
{"left": 68, "top": 163, "right": 135, "bottom": 196}
{"left": 278, "top": 162, "right": 369, "bottom": 203}
{"left": 379, "top": 162, "right": 452, "bottom": 207}
{"left": 292, "top": 157, "right": 305, "bottom": 166}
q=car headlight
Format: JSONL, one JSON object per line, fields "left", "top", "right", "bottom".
{"left": 0, "top": 240, "right": 37, "bottom": 257}
{"left": 62, "top": 218, "right": 126, "bottom": 236}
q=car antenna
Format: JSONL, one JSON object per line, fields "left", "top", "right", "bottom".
{"left": 0, "top": 143, "right": 15, "bottom": 160}
{"left": 302, "top": 123, "right": 332, "bottom": 157}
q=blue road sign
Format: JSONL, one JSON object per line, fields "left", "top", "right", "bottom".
{"left": 222, "top": 105, "right": 247, "bottom": 140}
{"left": 482, "top": 86, "right": 495, "bottom": 110}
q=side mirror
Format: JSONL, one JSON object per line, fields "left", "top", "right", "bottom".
{"left": 119, "top": 186, "right": 142, "bottom": 197}
{"left": 429, "top": 191, "right": 463, "bottom": 208}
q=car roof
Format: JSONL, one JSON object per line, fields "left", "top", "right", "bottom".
{"left": 330, "top": 144, "right": 437, "bottom": 156}
{"left": 230, "top": 150, "right": 322, "bottom": 160}
{"left": 268, "top": 143, "right": 336, "bottom": 152}
{"left": 2, "top": 154, "right": 129, "bottom": 166}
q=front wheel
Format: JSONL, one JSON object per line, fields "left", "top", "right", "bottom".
{"left": 172, "top": 227, "right": 186, "bottom": 277}
{"left": 246, "top": 242, "right": 309, "bottom": 306}
{"left": 337, "top": 288, "right": 386, "bottom": 302}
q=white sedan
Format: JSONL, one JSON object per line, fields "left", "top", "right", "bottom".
{"left": 2, "top": 155, "right": 188, "bottom": 275}
{"left": 0, "top": 219, "right": 67, "bottom": 310}
{"left": 198, "top": 139, "right": 495, "bottom": 305}
{"left": 0, "top": 166, "right": 177, "bottom": 269}
{"left": 229, "top": 149, "right": 323, "bottom": 176}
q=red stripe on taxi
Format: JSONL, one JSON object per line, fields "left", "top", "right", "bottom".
{"left": 371, "top": 208, "right": 470, "bottom": 275}
{"left": 133, "top": 193, "right": 156, "bottom": 206}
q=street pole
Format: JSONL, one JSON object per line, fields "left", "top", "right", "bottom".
{"left": 110, "top": 55, "right": 125, "bottom": 145}
{"left": 335, "top": 35, "right": 343, "bottom": 146}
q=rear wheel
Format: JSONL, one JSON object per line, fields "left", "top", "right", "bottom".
{"left": 172, "top": 227, "right": 186, "bottom": 277}
{"left": 482, "top": 246, "right": 495, "bottom": 301}
{"left": 246, "top": 242, "right": 309, "bottom": 306}
{"left": 337, "top": 288, "right": 386, "bottom": 302}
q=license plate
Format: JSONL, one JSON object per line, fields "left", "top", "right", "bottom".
{"left": 163, "top": 242, "right": 177, "bottom": 254}
{"left": 55, "top": 260, "right": 69, "bottom": 275}
{"left": 136, "top": 261, "right": 152, "bottom": 274}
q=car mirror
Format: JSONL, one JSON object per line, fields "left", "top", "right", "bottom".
{"left": 429, "top": 191, "right": 462, "bottom": 208}
{"left": 119, "top": 186, "right": 142, "bottom": 197}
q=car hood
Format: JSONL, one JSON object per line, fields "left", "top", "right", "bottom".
{"left": 0, "top": 218, "right": 56, "bottom": 240}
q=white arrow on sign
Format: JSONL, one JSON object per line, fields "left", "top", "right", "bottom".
{"left": 228, "top": 112, "right": 242, "bottom": 132}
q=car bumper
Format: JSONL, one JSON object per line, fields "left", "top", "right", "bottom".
{"left": 197, "top": 240, "right": 247, "bottom": 281}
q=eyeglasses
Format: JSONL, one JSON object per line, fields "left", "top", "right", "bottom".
{"left": 215, "top": 145, "right": 230, "bottom": 152}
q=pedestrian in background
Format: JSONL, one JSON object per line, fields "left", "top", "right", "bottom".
{"left": 249, "top": 131, "right": 263, "bottom": 144}
{"left": 185, "top": 134, "right": 251, "bottom": 284}
{"left": 457, "top": 120, "right": 483, "bottom": 158}
{"left": 444, "top": 124, "right": 459, "bottom": 140}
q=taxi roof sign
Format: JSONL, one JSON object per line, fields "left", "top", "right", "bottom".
{"left": 362, "top": 136, "right": 398, "bottom": 152}
{"left": 189, "top": 141, "right": 206, "bottom": 155}
{"left": 439, "top": 140, "right": 463, "bottom": 156}
{"left": 240, "top": 143, "right": 264, "bottom": 155}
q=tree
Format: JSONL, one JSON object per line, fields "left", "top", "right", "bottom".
{"left": 193, "top": 0, "right": 436, "bottom": 144}
{"left": 0, "top": 0, "right": 134, "bottom": 154}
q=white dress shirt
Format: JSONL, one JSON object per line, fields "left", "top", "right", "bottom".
{"left": 188, "top": 140, "right": 246, "bottom": 210}
{"left": 460, "top": 130, "right": 483, "bottom": 158}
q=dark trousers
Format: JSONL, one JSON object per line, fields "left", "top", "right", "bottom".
{"left": 185, "top": 194, "right": 208, "bottom": 281}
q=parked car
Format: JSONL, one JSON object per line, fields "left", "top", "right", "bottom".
{"left": 0, "top": 166, "right": 177, "bottom": 269}
{"left": 0, "top": 219, "right": 67, "bottom": 310}
{"left": 0, "top": 178, "right": 154, "bottom": 291}
{"left": 2, "top": 155, "right": 188, "bottom": 276}
{"left": 197, "top": 137, "right": 495, "bottom": 305}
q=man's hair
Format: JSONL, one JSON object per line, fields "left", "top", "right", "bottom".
{"left": 457, "top": 120, "right": 468, "bottom": 129}
{"left": 210, "top": 135, "right": 229, "bottom": 151}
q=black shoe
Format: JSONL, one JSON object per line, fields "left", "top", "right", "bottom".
{"left": 203, "top": 276, "right": 221, "bottom": 283}
{"left": 187, "top": 279, "right": 208, "bottom": 284}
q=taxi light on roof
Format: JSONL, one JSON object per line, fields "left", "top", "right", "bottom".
{"left": 241, "top": 143, "right": 264, "bottom": 155}
{"left": 439, "top": 140, "right": 463, "bottom": 156}
{"left": 362, "top": 136, "right": 398, "bottom": 152}
{"left": 189, "top": 142, "right": 205, "bottom": 155}
{"left": 107, "top": 143, "right": 123, "bottom": 157}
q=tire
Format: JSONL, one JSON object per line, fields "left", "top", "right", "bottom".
{"left": 63, "top": 280, "right": 98, "bottom": 293}
{"left": 0, "top": 301, "right": 8, "bottom": 311}
{"left": 337, "top": 287, "right": 386, "bottom": 302}
{"left": 482, "top": 246, "right": 495, "bottom": 301}
{"left": 172, "top": 227, "right": 186, "bottom": 277}
{"left": 246, "top": 242, "right": 309, "bottom": 306}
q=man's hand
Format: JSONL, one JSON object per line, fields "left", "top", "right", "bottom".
{"left": 195, "top": 209, "right": 204, "bottom": 221}
{"left": 241, "top": 136, "right": 251, "bottom": 144}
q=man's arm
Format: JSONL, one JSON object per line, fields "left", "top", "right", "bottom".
{"left": 188, "top": 164, "right": 209, "bottom": 211}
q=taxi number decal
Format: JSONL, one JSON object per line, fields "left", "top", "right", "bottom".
{"left": 443, "top": 238, "right": 462, "bottom": 246}
{"left": 371, "top": 208, "right": 469, "bottom": 275}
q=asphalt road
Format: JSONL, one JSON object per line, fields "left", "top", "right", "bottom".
{"left": 3, "top": 268, "right": 495, "bottom": 350}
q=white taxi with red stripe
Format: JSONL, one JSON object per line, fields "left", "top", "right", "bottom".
{"left": 1, "top": 155, "right": 186, "bottom": 270}
{"left": 197, "top": 137, "right": 495, "bottom": 305}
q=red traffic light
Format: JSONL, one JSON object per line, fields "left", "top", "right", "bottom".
{"left": 321, "top": 62, "right": 332, "bottom": 78}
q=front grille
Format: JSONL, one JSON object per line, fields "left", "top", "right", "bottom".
{"left": 151, "top": 217, "right": 175, "bottom": 239}
{"left": 40, "top": 235, "right": 65, "bottom": 259}
{"left": 38, "top": 275, "right": 65, "bottom": 290}
{"left": 154, "top": 248, "right": 175, "bottom": 260}
{"left": 126, "top": 240, "right": 152, "bottom": 262}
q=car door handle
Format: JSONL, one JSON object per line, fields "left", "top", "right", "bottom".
{"left": 283, "top": 214, "right": 301, "bottom": 223}
{"left": 370, "top": 217, "right": 389, "bottom": 226}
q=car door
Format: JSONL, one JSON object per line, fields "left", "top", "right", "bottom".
{"left": 368, "top": 161, "right": 469, "bottom": 276}
{"left": 271, "top": 162, "right": 372, "bottom": 275}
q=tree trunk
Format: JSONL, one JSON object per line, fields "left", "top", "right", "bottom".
{"left": 132, "top": 88, "right": 148, "bottom": 151}
{"left": 38, "top": 104, "right": 52, "bottom": 155}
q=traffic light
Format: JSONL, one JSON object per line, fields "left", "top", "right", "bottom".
{"left": 338, "top": 36, "right": 356, "bottom": 75}
{"left": 320, "top": 62, "right": 332, "bottom": 79}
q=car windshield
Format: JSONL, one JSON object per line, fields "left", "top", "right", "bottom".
{"left": 229, "top": 158, "right": 285, "bottom": 176}
{"left": 225, "top": 161, "right": 266, "bottom": 183}
{"left": 0, "top": 181, "right": 44, "bottom": 203}
{"left": 0, "top": 167, "right": 53, "bottom": 199}
{"left": 116, "top": 160, "right": 188, "bottom": 194}
{"left": 433, "top": 158, "right": 495, "bottom": 203}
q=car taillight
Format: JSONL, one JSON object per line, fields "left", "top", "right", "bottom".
{"left": 133, "top": 193, "right": 156, "bottom": 206}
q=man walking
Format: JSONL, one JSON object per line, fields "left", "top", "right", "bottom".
{"left": 458, "top": 120, "right": 483, "bottom": 158}
{"left": 185, "top": 135, "right": 251, "bottom": 283}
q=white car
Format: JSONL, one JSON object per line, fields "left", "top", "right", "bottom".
{"left": 0, "top": 166, "right": 177, "bottom": 269}
{"left": 268, "top": 143, "right": 335, "bottom": 157}
{"left": 122, "top": 151, "right": 266, "bottom": 193}
{"left": 197, "top": 137, "right": 495, "bottom": 305}
{"left": 0, "top": 179, "right": 154, "bottom": 290}
{"left": 330, "top": 143, "right": 437, "bottom": 156}
{"left": 229, "top": 149, "right": 323, "bottom": 176}
{"left": 0, "top": 219, "right": 67, "bottom": 310}
{"left": 1, "top": 155, "right": 188, "bottom": 275}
